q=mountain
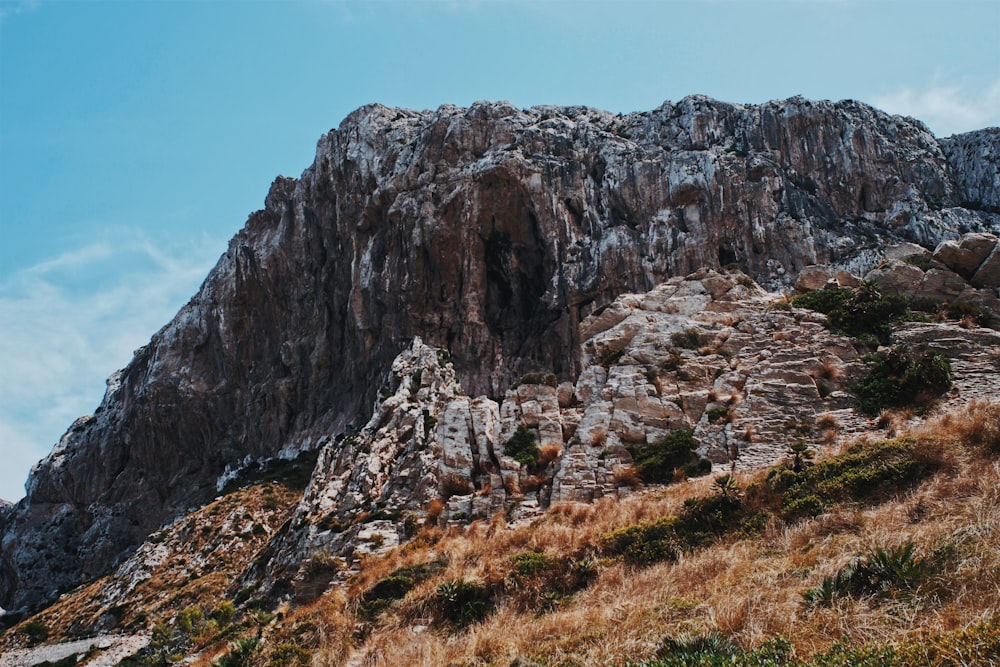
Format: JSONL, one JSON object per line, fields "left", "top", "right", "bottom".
{"left": 1, "top": 96, "right": 998, "bottom": 622}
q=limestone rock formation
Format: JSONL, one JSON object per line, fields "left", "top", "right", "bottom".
{"left": 3, "top": 96, "right": 1000, "bottom": 613}
{"left": 940, "top": 127, "right": 1000, "bottom": 212}
{"left": 258, "top": 267, "right": 997, "bottom": 593}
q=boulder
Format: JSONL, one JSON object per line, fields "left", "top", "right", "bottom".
{"left": 971, "top": 245, "right": 1000, "bottom": 289}
{"left": 932, "top": 233, "right": 998, "bottom": 279}
{"left": 867, "top": 261, "right": 924, "bottom": 296}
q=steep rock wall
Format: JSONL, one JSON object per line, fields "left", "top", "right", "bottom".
{"left": 2, "top": 96, "right": 998, "bottom": 612}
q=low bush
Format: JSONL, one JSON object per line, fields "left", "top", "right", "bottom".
{"left": 768, "top": 438, "right": 933, "bottom": 520}
{"left": 357, "top": 561, "right": 444, "bottom": 620}
{"left": 671, "top": 328, "right": 707, "bottom": 350}
{"left": 627, "top": 430, "right": 711, "bottom": 484}
{"left": 852, "top": 347, "right": 952, "bottom": 415}
{"left": 504, "top": 426, "right": 541, "bottom": 470}
{"left": 705, "top": 406, "right": 730, "bottom": 424}
{"left": 440, "top": 473, "right": 474, "bottom": 499}
{"left": 638, "top": 618, "right": 1000, "bottom": 665}
{"left": 603, "top": 478, "right": 762, "bottom": 565}
{"left": 644, "top": 636, "right": 793, "bottom": 666}
{"left": 601, "top": 517, "right": 683, "bottom": 565}
{"left": 267, "top": 642, "right": 313, "bottom": 667}
{"left": 606, "top": 437, "right": 937, "bottom": 568}
{"left": 22, "top": 619, "right": 49, "bottom": 645}
{"left": 935, "top": 300, "right": 991, "bottom": 326}
{"left": 597, "top": 346, "right": 626, "bottom": 367}
{"left": 792, "top": 283, "right": 909, "bottom": 343}
{"left": 803, "top": 543, "right": 929, "bottom": 606}
{"left": 433, "top": 580, "right": 493, "bottom": 626}
{"left": 212, "top": 637, "right": 260, "bottom": 667}
{"left": 510, "top": 551, "right": 554, "bottom": 578}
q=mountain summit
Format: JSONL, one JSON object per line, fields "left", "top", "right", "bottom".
{"left": 1, "top": 97, "right": 998, "bottom": 618}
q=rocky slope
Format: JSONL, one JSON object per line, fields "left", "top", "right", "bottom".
{"left": 2, "top": 96, "right": 999, "bottom": 615}
{"left": 3, "top": 260, "right": 999, "bottom": 664}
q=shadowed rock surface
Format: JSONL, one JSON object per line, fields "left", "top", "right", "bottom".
{"left": 2, "top": 96, "right": 999, "bottom": 613}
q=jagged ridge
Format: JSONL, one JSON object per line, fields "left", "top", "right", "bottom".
{"left": 2, "top": 96, "right": 999, "bottom": 613}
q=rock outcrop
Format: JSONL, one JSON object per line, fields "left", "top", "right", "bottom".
{"left": 941, "top": 127, "right": 1000, "bottom": 212}
{"left": 3, "top": 97, "right": 999, "bottom": 613}
{"left": 258, "top": 266, "right": 1000, "bottom": 597}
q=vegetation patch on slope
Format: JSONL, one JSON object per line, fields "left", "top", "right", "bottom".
{"left": 7, "top": 402, "right": 1000, "bottom": 667}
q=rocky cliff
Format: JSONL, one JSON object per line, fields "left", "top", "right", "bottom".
{"left": 2, "top": 96, "right": 999, "bottom": 614}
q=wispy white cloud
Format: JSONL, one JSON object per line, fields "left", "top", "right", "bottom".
{"left": 0, "top": 231, "right": 221, "bottom": 502}
{"left": 0, "top": 0, "right": 40, "bottom": 26}
{"left": 871, "top": 79, "right": 1000, "bottom": 137}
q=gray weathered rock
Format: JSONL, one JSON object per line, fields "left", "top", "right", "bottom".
{"left": 941, "top": 128, "right": 1000, "bottom": 212}
{"left": 884, "top": 242, "right": 932, "bottom": 263}
{"left": 4, "top": 96, "right": 1000, "bottom": 612}
{"left": 795, "top": 265, "right": 839, "bottom": 292}
{"left": 932, "top": 233, "right": 998, "bottom": 279}
{"left": 971, "top": 245, "right": 1000, "bottom": 289}
{"left": 867, "top": 261, "right": 925, "bottom": 295}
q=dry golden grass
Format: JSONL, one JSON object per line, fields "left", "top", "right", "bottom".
{"left": 306, "top": 402, "right": 1000, "bottom": 666}
{"left": 538, "top": 444, "right": 563, "bottom": 468}
{"left": 7, "top": 403, "right": 1000, "bottom": 667}
{"left": 0, "top": 481, "right": 301, "bottom": 653}
{"left": 612, "top": 465, "right": 643, "bottom": 489}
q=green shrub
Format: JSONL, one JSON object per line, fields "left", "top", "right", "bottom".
{"left": 175, "top": 606, "right": 204, "bottom": 634}
{"left": 267, "top": 643, "right": 313, "bottom": 667}
{"left": 212, "top": 637, "right": 260, "bottom": 667}
{"left": 510, "top": 551, "right": 554, "bottom": 578}
{"left": 937, "top": 300, "right": 991, "bottom": 326}
{"left": 659, "top": 350, "right": 684, "bottom": 372}
{"left": 671, "top": 328, "right": 706, "bottom": 350}
{"left": 357, "top": 561, "right": 444, "bottom": 620}
{"left": 628, "top": 430, "right": 711, "bottom": 484}
{"left": 803, "top": 543, "right": 928, "bottom": 606}
{"left": 793, "top": 283, "right": 910, "bottom": 343}
{"left": 22, "top": 620, "right": 49, "bottom": 645}
{"left": 852, "top": 347, "right": 952, "bottom": 415}
{"left": 901, "top": 254, "right": 932, "bottom": 271}
{"left": 600, "top": 517, "right": 683, "bottom": 565}
{"left": 785, "top": 441, "right": 814, "bottom": 473}
{"left": 705, "top": 406, "right": 729, "bottom": 424}
{"left": 211, "top": 601, "right": 236, "bottom": 627}
{"left": 434, "top": 580, "right": 493, "bottom": 626}
{"left": 771, "top": 438, "right": 933, "bottom": 520}
{"left": 597, "top": 346, "right": 626, "bottom": 367}
{"left": 504, "top": 426, "right": 541, "bottom": 470}
{"left": 642, "top": 636, "right": 794, "bottom": 666}
{"left": 792, "top": 288, "right": 851, "bottom": 314}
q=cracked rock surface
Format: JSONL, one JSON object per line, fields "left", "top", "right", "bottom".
{"left": 3, "top": 97, "right": 999, "bottom": 612}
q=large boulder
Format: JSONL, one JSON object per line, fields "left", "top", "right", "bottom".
{"left": 932, "top": 233, "right": 998, "bottom": 280}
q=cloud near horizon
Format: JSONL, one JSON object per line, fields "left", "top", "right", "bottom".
{"left": 871, "top": 79, "right": 1000, "bottom": 137}
{"left": 0, "top": 232, "right": 222, "bottom": 502}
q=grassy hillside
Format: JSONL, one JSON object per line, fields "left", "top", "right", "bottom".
{"left": 6, "top": 403, "right": 999, "bottom": 667}
{"left": 305, "top": 401, "right": 1000, "bottom": 666}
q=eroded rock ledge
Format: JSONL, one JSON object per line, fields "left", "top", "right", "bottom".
{"left": 261, "top": 267, "right": 999, "bottom": 598}
{"left": 3, "top": 97, "right": 999, "bottom": 613}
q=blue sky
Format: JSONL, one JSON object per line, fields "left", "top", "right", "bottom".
{"left": 1, "top": 0, "right": 998, "bottom": 502}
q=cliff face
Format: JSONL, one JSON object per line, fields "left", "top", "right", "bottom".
{"left": 2, "top": 96, "right": 998, "bottom": 612}
{"left": 941, "top": 127, "right": 1000, "bottom": 212}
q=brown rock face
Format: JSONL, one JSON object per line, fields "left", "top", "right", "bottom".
{"left": 2, "top": 96, "right": 999, "bottom": 612}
